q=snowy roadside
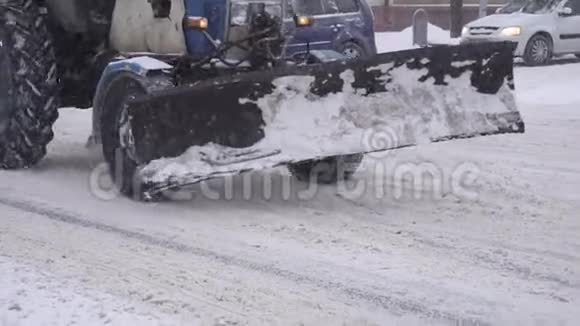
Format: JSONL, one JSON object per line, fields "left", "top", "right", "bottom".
{"left": 375, "top": 24, "right": 579, "bottom": 64}
{"left": 375, "top": 24, "right": 458, "bottom": 53}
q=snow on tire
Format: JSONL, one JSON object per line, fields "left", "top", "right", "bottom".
{"left": 0, "top": 0, "right": 59, "bottom": 169}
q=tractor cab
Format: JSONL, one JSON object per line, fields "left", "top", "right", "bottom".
{"left": 148, "top": 0, "right": 299, "bottom": 61}
{"left": 0, "top": 0, "right": 525, "bottom": 200}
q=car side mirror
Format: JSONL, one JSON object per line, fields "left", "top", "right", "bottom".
{"left": 557, "top": 7, "right": 573, "bottom": 16}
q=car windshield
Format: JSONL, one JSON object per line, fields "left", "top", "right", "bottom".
{"left": 497, "top": 0, "right": 527, "bottom": 13}
{"left": 520, "top": 0, "right": 560, "bottom": 14}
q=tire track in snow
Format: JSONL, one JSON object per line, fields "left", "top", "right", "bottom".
{"left": 0, "top": 218, "right": 256, "bottom": 321}
{"left": 338, "top": 193, "right": 577, "bottom": 260}
{"left": 336, "top": 196, "right": 580, "bottom": 291}
{"left": 0, "top": 196, "right": 488, "bottom": 326}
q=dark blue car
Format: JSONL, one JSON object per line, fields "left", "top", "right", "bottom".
{"left": 284, "top": 0, "right": 377, "bottom": 58}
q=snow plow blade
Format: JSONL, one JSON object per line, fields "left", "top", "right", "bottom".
{"left": 127, "top": 42, "right": 524, "bottom": 196}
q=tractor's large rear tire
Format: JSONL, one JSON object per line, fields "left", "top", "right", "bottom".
{"left": 0, "top": 0, "right": 59, "bottom": 169}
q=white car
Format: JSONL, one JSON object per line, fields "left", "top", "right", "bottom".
{"left": 461, "top": 0, "right": 580, "bottom": 65}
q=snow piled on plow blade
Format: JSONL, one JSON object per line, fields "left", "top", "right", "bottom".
{"left": 128, "top": 42, "right": 524, "bottom": 196}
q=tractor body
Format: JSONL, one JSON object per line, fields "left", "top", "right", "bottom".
{"left": 0, "top": 0, "right": 525, "bottom": 200}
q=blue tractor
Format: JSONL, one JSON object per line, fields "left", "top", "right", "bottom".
{"left": 0, "top": 0, "right": 525, "bottom": 200}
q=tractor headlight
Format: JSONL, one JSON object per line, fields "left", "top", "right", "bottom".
{"left": 183, "top": 16, "right": 209, "bottom": 31}
{"left": 295, "top": 15, "right": 315, "bottom": 28}
{"left": 500, "top": 26, "right": 522, "bottom": 37}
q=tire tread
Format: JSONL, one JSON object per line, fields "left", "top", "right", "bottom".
{"left": 0, "top": 0, "right": 59, "bottom": 169}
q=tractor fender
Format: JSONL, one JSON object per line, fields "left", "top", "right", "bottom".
{"left": 88, "top": 56, "right": 173, "bottom": 147}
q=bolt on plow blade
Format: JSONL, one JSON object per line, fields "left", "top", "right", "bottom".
{"left": 127, "top": 42, "right": 524, "bottom": 196}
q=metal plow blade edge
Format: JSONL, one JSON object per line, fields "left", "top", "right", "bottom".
{"left": 127, "top": 41, "right": 524, "bottom": 196}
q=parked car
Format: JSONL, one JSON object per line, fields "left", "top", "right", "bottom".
{"left": 461, "top": 0, "right": 580, "bottom": 65}
{"left": 284, "top": 0, "right": 377, "bottom": 58}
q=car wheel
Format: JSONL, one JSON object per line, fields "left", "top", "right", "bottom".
{"left": 339, "top": 42, "right": 366, "bottom": 59}
{"left": 523, "top": 34, "right": 552, "bottom": 66}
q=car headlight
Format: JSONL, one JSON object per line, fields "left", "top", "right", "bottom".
{"left": 461, "top": 26, "right": 470, "bottom": 37}
{"left": 500, "top": 26, "right": 522, "bottom": 37}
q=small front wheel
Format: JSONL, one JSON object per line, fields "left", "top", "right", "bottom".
{"left": 100, "top": 76, "right": 145, "bottom": 199}
{"left": 288, "top": 154, "right": 363, "bottom": 184}
{"left": 99, "top": 74, "right": 173, "bottom": 201}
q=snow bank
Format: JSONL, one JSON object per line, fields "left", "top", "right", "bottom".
{"left": 375, "top": 24, "right": 459, "bottom": 53}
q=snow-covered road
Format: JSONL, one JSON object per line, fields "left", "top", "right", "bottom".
{"left": 2, "top": 52, "right": 580, "bottom": 324}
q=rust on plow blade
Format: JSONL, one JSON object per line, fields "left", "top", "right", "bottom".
{"left": 127, "top": 42, "right": 525, "bottom": 196}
